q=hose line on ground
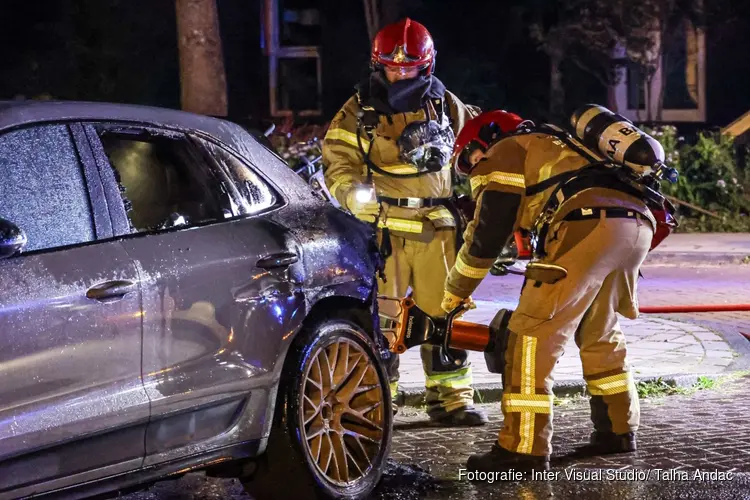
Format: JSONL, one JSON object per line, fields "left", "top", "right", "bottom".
{"left": 638, "top": 304, "right": 750, "bottom": 314}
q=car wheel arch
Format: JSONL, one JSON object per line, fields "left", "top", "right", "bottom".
{"left": 268, "top": 293, "right": 379, "bottom": 420}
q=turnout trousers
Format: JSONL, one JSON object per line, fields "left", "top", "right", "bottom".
{"left": 499, "top": 214, "right": 654, "bottom": 456}
{"left": 378, "top": 227, "right": 476, "bottom": 416}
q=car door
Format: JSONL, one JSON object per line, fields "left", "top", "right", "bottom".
{"left": 83, "top": 123, "right": 307, "bottom": 464}
{"left": 0, "top": 123, "right": 148, "bottom": 495}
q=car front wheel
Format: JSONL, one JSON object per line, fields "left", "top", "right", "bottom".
{"left": 243, "top": 317, "right": 392, "bottom": 499}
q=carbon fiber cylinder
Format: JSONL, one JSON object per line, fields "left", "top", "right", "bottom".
{"left": 570, "top": 104, "right": 665, "bottom": 175}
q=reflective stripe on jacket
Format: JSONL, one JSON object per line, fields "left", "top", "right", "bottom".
{"left": 446, "top": 133, "right": 654, "bottom": 298}
{"left": 322, "top": 91, "right": 479, "bottom": 235}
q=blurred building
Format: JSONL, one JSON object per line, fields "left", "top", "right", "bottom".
{"left": 611, "top": 19, "right": 706, "bottom": 123}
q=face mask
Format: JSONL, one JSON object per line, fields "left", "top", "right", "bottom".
{"left": 398, "top": 120, "right": 456, "bottom": 172}
{"left": 371, "top": 72, "right": 432, "bottom": 113}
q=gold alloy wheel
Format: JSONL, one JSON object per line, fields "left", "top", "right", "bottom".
{"left": 300, "top": 337, "right": 385, "bottom": 486}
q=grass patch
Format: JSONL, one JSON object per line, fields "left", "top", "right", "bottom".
{"left": 693, "top": 375, "right": 717, "bottom": 390}
{"left": 636, "top": 378, "right": 688, "bottom": 398}
{"left": 636, "top": 372, "right": 749, "bottom": 399}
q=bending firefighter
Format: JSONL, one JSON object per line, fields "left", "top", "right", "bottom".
{"left": 442, "top": 106, "right": 677, "bottom": 471}
{"left": 322, "top": 18, "right": 487, "bottom": 425}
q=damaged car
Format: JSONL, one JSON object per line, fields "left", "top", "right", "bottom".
{"left": 0, "top": 100, "right": 392, "bottom": 499}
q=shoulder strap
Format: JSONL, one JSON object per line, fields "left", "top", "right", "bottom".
{"left": 356, "top": 90, "right": 379, "bottom": 141}
{"left": 354, "top": 91, "right": 444, "bottom": 180}
{"left": 432, "top": 97, "right": 451, "bottom": 128}
{"left": 495, "top": 122, "right": 601, "bottom": 165}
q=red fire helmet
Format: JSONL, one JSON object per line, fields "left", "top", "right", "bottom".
{"left": 453, "top": 110, "right": 525, "bottom": 174}
{"left": 371, "top": 18, "right": 435, "bottom": 75}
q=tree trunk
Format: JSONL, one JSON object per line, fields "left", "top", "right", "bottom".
{"left": 656, "top": 28, "right": 673, "bottom": 122}
{"left": 379, "top": 0, "right": 402, "bottom": 27}
{"left": 644, "top": 75, "right": 652, "bottom": 122}
{"left": 175, "top": 0, "right": 228, "bottom": 116}
{"left": 363, "top": 0, "right": 378, "bottom": 40}
{"left": 549, "top": 50, "right": 565, "bottom": 121}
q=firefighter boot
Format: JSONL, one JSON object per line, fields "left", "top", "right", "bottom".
{"left": 467, "top": 442, "right": 550, "bottom": 473}
{"left": 573, "top": 431, "right": 637, "bottom": 457}
{"left": 430, "top": 405, "right": 489, "bottom": 426}
{"left": 422, "top": 345, "right": 487, "bottom": 426}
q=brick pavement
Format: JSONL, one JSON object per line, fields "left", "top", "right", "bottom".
{"left": 384, "top": 375, "right": 750, "bottom": 499}
{"left": 117, "top": 377, "right": 750, "bottom": 500}
{"left": 396, "top": 265, "right": 750, "bottom": 397}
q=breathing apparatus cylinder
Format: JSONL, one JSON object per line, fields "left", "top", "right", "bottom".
{"left": 570, "top": 104, "right": 666, "bottom": 177}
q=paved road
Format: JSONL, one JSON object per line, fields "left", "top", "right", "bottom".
{"left": 117, "top": 375, "right": 750, "bottom": 499}
{"left": 635, "top": 264, "right": 750, "bottom": 337}
{"left": 383, "top": 374, "right": 750, "bottom": 499}
{"left": 474, "top": 262, "right": 750, "bottom": 363}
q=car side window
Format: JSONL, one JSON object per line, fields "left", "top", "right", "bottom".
{"left": 97, "top": 129, "right": 233, "bottom": 233}
{"left": 196, "top": 139, "right": 278, "bottom": 215}
{"left": 0, "top": 125, "right": 95, "bottom": 252}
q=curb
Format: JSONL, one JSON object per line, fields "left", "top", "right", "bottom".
{"left": 394, "top": 372, "right": 734, "bottom": 407}
{"left": 644, "top": 252, "right": 749, "bottom": 266}
{"left": 667, "top": 317, "right": 750, "bottom": 372}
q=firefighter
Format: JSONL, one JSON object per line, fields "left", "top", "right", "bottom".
{"left": 443, "top": 108, "right": 664, "bottom": 471}
{"left": 322, "top": 18, "right": 487, "bottom": 426}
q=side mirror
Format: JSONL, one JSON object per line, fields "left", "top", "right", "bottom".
{"left": 0, "top": 217, "right": 27, "bottom": 259}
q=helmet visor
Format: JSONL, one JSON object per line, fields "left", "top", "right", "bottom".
{"left": 377, "top": 44, "right": 430, "bottom": 68}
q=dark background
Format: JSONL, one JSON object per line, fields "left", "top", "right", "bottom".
{"left": 1, "top": 0, "right": 749, "bottom": 126}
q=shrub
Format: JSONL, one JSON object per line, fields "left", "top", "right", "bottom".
{"left": 643, "top": 124, "right": 750, "bottom": 231}
{"left": 678, "top": 131, "right": 747, "bottom": 213}
{"left": 675, "top": 213, "right": 750, "bottom": 233}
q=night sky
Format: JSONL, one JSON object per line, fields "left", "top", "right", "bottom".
{"left": 1, "top": 0, "right": 750, "bottom": 126}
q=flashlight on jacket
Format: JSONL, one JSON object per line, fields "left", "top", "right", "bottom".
{"left": 356, "top": 186, "right": 376, "bottom": 203}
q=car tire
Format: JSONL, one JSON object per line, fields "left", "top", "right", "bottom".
{"left": 242, "top": 317, "right": 392, "bottom": 499}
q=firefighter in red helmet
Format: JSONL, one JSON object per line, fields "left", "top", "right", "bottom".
{"left": 453, "top": 110, "right": 527, "bottom": 175}
{"left": 443, "top": 106, "right": 676, "bottom": 471}
{"left": 322, "top": 18, "right": 487, "bottom": 426}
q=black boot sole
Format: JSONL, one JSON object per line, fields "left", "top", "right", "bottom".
{"left": 568, "top": 444, "right": 636, "bottom": 458}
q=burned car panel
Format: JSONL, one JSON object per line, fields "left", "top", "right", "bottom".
{"left": 273, "top": 204, "right": 382, "bottom": 302}
{"left": 77, "top": 118, "right": 310, "bottom": 463}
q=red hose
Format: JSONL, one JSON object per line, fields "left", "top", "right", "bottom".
{"left": 639, "top": 304, "right": 750, "bottom": 313}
